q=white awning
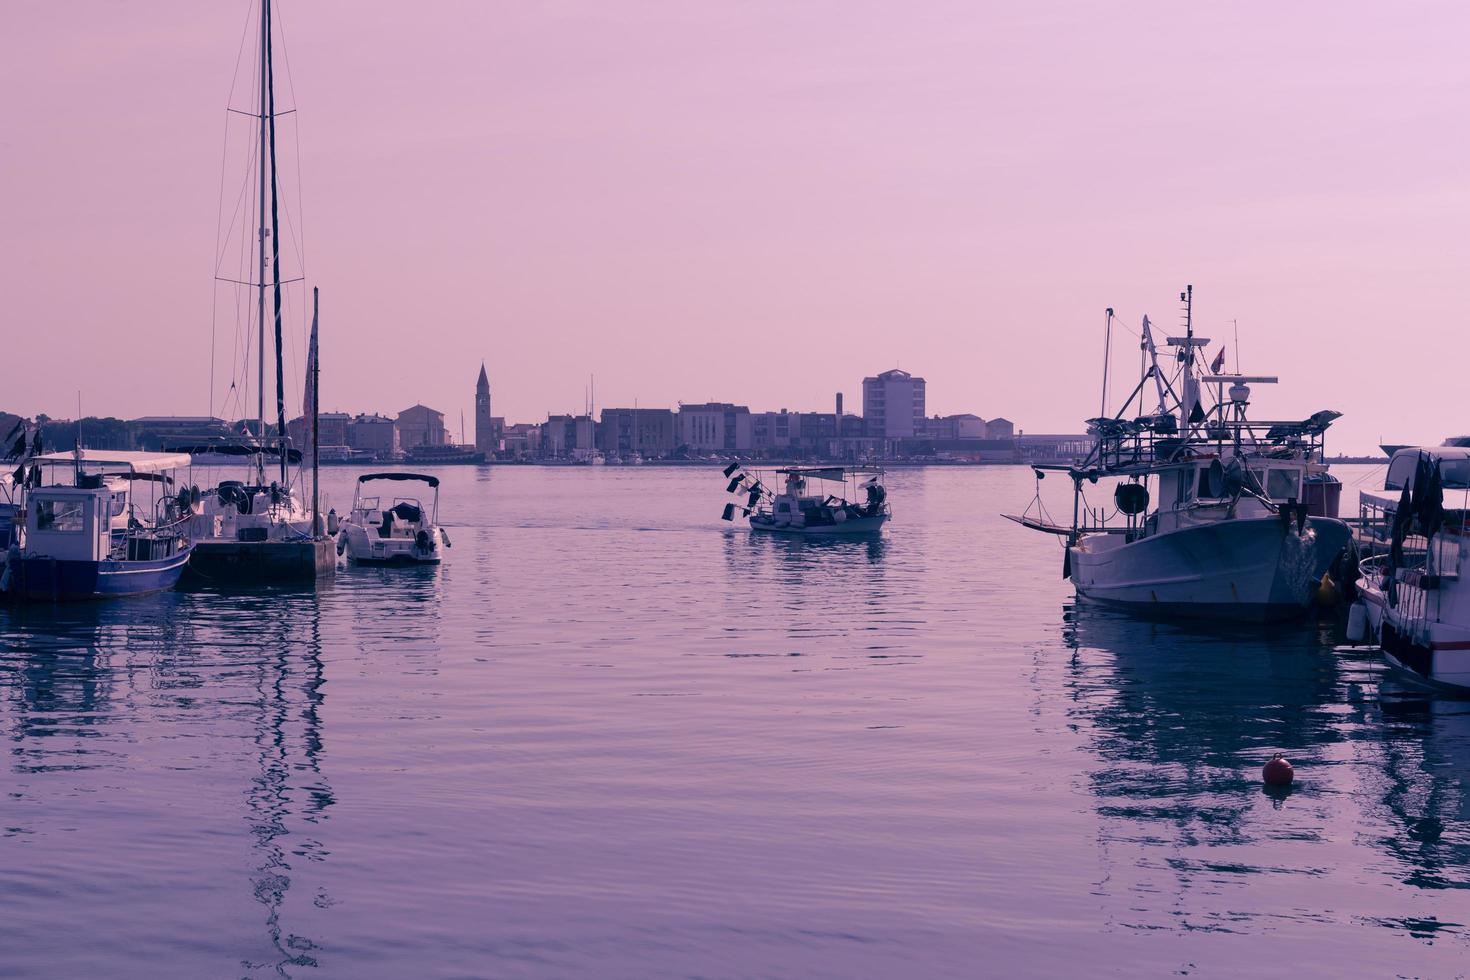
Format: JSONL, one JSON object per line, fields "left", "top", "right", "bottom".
{"left": 35, "top": 450, "right": 192, "bottom": 474}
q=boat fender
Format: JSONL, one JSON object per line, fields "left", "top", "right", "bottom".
{"left": 833, "top": 508, "right": 847, "bottom": 523}
{"left": 326, "top": 509, "right": 339, "bottom": 535}
{"left": 416, "top": 529, "right": 431, "bottom": 551}
{"left": 1345, "top": 602, "right": 1368, "bottom": 643}
{"left": 336, "top": 533, "right": 347, "bottom": 556}
{"left": 1313, "top": 572, "right": 1340, "bottom": 609}
{"left": 441, "top": 529, "right": 451, "bottom": 548}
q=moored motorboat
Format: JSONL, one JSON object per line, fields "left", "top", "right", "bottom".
{"left": 1351, "top": 448, "right": 1470, "bottom": 692}
{"left": 1005, "top": 286, "right": 1350, "bottom": 622}
{"left": 720, "top": 464, "right": 890, "bottom": 535}
{"left": 339, "top": 472, "right": 451, "bottom": 565}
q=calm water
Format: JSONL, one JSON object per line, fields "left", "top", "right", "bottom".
{"left": 2, "top": 463, "right": 1467, "bottom": 978}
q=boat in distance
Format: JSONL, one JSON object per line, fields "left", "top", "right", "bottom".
{"left": 720, "top": 464, "right": 890, "bottom": 535}
{"left": 339, "top": 472, "right": 452, "bottom": 565}
{"left": 1006, "top": 285, "right": 1350, "bottom": 622}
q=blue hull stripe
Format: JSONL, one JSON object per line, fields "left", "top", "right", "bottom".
{"left": 9, "top": 547, "right": 193, "bottom": 601}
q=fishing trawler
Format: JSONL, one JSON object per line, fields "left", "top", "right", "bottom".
{"left": 1005, "top": 286, "right": 1351, "bottom": 621}
{"left": 1350, "top": 448, "right": 1470, "bottom": 692}
{"left": 1, "top": 451, "right": 194, "bottom": 601}
{"left": 338, "top": 472, "right": 451, "bottom": 565}
{"left": 720, "top": 463, "right": 890, "bottom": 534}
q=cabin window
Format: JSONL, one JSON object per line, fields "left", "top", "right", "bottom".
{"left": 1265, "top": 469, "right": 1301, "bottom": 500}
{"left": 110, "top": 494, "right": 127, "bottom": 518}
{"left": 36, "top": 500, "right": 85, "bottom": 533}
{"left": 1385, "top": 454, "right": 1418, "bottom": 491}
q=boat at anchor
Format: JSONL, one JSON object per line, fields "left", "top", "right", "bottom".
{"left": 1005, "top": 285, "right": 1350, "bottom": 621}
{"left": 339, "top": 472, "right": 451, "bottom": 565}
{"left": 720, "top": 464, "right": 890, "bottom": 535}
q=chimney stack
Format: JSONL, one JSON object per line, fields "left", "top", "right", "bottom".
{"left": 835, "top": 392, "right": 844, "bottom": 417}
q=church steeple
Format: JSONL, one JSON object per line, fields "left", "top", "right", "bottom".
{"left": 474, "top": 362, "right": 495, "bottom": 453}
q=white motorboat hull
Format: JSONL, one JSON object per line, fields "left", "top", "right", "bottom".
{"left": 1357, "top": 575, "right": 1470, "bottom": 694}
{"left": 340, "top": 524, "right": 446, "bottom": 565}
{"left": 1070, "top": 516, "right": 1350, "bottom": 622}
{"left": 748, "top": 512, "right": 889, "bottom": 536}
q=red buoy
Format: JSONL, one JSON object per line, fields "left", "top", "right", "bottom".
{"left": 1262, "top": 753, "right": 1294, "bottom": 787}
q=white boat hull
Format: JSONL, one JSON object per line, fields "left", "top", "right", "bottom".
{"left": 340, "top": 523, "right": 447, "bottom": 565}
{"left": 748, "top": 513, "right": 889, "bottom": 536}
{"left": 1070, "top": 516, "right": 1349, "bottom": 622}
{"left": 1357, "top": 576, "right": 1470, "bottom": 693}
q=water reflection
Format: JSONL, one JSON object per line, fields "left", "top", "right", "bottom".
{"left": 1060, "top": 602, "right": 1470, "bottom": 935}
{"left": 1, "top": 597, "right": 185, "bottom": 768}
{"left": 0, "top": 593, "right": 338, "bottom": 976}
{"left": 236, "top": 593, "right": 334, "bottom": 976}
{"left": 1357, "top": 685, "right": 1470, "bottom": 895}
{"left": 719, "top": 530, "right": 899, "bottom": 661}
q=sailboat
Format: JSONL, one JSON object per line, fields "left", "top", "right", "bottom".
{"left": 184, "top": 0, "right": 333, "bottom": 585}
{"left": 1005, "top": 286, "right": 1351, "bottom": 621}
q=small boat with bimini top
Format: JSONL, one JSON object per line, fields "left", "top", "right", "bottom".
{"left": 339, "top": 472, "right": 451, "bottom": 565}
{"left": 720, "top": 463, "right": 890, "bottom": 535}
{"left": 1350, "top": 447, "right": 1470, "bottom": 692}
{"left": 1005, "top": 285, "right": 1351, "bottom": 621}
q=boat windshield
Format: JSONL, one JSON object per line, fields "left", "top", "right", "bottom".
{"left": 1386, "top": 453, "right": 1470, "bottom": 491}
{"left": 1249, "top": 467, "right": 1301, "bottom": 501}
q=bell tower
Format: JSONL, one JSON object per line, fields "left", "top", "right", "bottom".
{"left": 474, "top": 363, "right": 493, "bottom": 452}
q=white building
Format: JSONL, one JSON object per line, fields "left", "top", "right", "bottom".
{"left": 677, "top": 403, "right": 752, "bottom": 453}
{"left": 862, "top": 369, "right": 926, "bottom": 439}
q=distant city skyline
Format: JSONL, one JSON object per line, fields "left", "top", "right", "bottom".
{"left": 7, "top": 2, "right": 1469, "bottom": 454}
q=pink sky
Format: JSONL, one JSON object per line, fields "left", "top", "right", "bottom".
{"left": 4, "top": 1, "right": 1467, "bottom": 452}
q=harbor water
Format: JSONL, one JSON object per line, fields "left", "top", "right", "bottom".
{"left": 1, "top": 463, "right": 1466, "bottom": 978}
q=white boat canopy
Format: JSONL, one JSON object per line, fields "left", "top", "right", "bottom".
{"left": 35, "top": 450, "right": 193, "bottom": 475}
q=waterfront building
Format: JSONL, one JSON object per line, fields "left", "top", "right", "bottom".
{"left": 985, "top": 417, "right": 1015, "bottom": 440}
{"left": 474, "top": 364, "right": 497, "bottom": 454}
{"left": 501, "top": 422, "right": 542, "bottom": 458}
{"left": 678, "top": 402, "right": 752, "bottom": 454}
{"left": 750, "top": 410, "right": 797, "bottom": 454}
{"left": 1015, "top": 433, "right": 1092, "bottom": 462}
{"left": 130, "top": 415, "right": 234, "bottom": 451}
{"left": 348, "top": 414, "right": 399, "bottom": 459}
{"left": 920, "top": 413, "right": 987, "bottom": 441}
{"left": 862, "top": 369, "right": 926, "bottom": 439}
{"left": 598, "top": 408, "right": 675, "bottom": 458}
{"left": 541, "top": 414, "right": 596, "bottom": 458}
{"left": 397, "top": 404, "right": 447, "bottom": 448}
{"left": 285, "top": 411, "right": 351, "bottom": 454}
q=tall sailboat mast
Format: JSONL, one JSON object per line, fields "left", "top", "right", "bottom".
{"left": 255, "top": 0, "right": 269, "bottom": 483}
{"left": 265, "top": 0, "right": 289, "bottom": 488}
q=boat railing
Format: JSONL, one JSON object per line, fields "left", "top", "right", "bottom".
{"left": 1082, "top": 415, "right": 1330, "bottom": 475}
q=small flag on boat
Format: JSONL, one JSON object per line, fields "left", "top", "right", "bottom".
{"left": 1210, "top": 346, "right": 1227, "bottom": 372}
